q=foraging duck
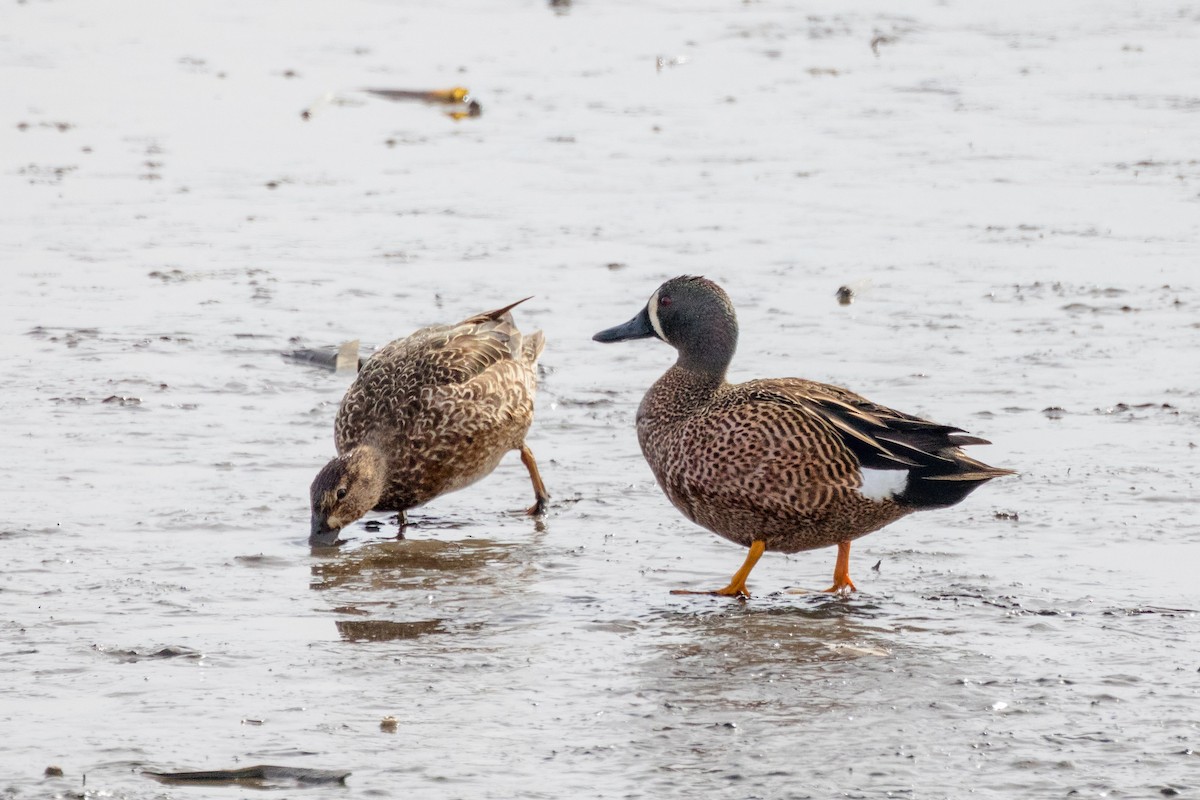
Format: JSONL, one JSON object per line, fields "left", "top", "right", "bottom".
{"left": 593, "top": 276, "right": 1012, "bottom": 597}
{"left": 310, "top": 299, "right": 549, "bottom": 544}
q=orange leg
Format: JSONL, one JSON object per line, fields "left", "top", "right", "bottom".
{"left": 519, "top": 443, "right": 550, "bottom": 516}
{"left": 672, "top": 540, "right": 766, "bottom": 599}
{"left": 822, "top": 540, "right": 857, "bottom": 593}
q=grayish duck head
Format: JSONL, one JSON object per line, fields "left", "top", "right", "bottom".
{"left": 593, "top": 275, "right": 739, "bottom": 375}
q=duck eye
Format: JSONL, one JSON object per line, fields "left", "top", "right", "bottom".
{"left": 335, "top": 488, "right": 348, "bottom": 501}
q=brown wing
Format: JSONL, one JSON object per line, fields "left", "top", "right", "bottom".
{"left": 334, "top": 299, "right": 540, "bottom": 451}
{"left": 742, "top": 378, "right": 1014, "bottom": 507}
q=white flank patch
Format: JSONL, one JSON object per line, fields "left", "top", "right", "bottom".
{"left": 647, "top": 288, "right": 667, "bottom": 340}
{"left": 858, "top": 468, "right": 909, "bottom": 501}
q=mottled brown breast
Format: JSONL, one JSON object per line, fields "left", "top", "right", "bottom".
{"left": 636, "top": 368, "right": 911, "bottom": 554}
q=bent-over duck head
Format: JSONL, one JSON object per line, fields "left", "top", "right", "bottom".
{"left": 309, "top": 446, "right": 387, "bottom": 545}
{"left": 593, "top": 275, "right": 738, "bottom": 375}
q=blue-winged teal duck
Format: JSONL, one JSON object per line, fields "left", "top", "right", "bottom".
{"left": 310, "top": 299, "right": 549, "bottom": 544}
{"left": 594, "top": 276, "right": 1012, "bottom": 597}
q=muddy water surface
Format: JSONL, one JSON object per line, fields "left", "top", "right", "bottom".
{"left": 2, "top": 0, "right": 1198, "bottom": 797}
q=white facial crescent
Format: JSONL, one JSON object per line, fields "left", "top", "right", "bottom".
{"left": 647, "top": 288, "right": 667, "bottom": 340}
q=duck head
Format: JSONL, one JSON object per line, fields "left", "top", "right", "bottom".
{"left": 593, "top": 275, "right": 738, "bottom": 376}
{"left": 309, "top": 446, "right": 387, "bottom": 545}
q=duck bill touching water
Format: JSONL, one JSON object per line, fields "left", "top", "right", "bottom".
{"left": 593, "top": 276, "right": 1013, "bottom": 598}
{"left": 310, "top": 299, "right": 550, "bottom": 545}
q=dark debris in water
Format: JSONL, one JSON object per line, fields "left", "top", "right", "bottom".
{"left": 304, "top": 87, "right": 481, "bottom": 121}
{"left": 926, "top": 593, "right": 1195, "bottom": 620}
{"left": 1062, "top": 301, "right": 1138, "bottom": 314}
{"left": 148, "top": 269, "right": 188, "bottom": 283}
{"left": 16, "top": 120, "right": 76, "bottom": 132}
{"left": 96, "top": 644, "right": 202, "bottom": 663}
{"left": 18, "top": 163, "right": 77, "bottom": 184}
{"left": 979, "top": 596, "right": 1076, "bottom": 616}
{"left": 284, "top": 346, "right": 369, "bottom": 373}
{"left": 986, "top": 280, "right": 1185, "bottom": 307}
{"left": 1098, "top": 401, "right": 1178, "bottom": 416}
{"left": 1100, "top": 606, "right": 1196, "bottom": 618}
{"left": 145, "top": 765, "right": 349, "bottom": 786}
{"left": 1042, "top": 402, "right": 1178, "bottom": 420}
{"left": 26, "top": 326, "right": 101, "bottom": 347}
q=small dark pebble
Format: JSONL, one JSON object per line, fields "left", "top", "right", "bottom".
{"left": 44, "top": 766, "right": 64, "bottom": 777}
{"left": 870, "top": 34, "right": 897, "bottom": 55}
{"left": 835, "top": 286, "right": 854, "bottom": 305}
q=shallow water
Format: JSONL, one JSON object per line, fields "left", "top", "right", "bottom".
{"left": 2, "top": 0, "right": 1198, "bottom": 797}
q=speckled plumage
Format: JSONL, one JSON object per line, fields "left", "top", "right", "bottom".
{"left": 310, "top": 300, "right": 548, "bottom": 543}
{"left": 595, "top": 276, "right": 1012, "bottom": 595}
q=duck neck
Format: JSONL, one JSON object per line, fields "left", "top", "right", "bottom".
{"left": 674, "top": 313, "right": 736, "bottom": 380}
{"left": 669, "top": 363, "right": 725, "bottom": 396}
{"left": 638, "top": 364, "right": 725, "bottom": 427}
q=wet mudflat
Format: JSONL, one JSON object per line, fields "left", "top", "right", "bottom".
{"left": 2, "top": 0, "right": 1198, "bottom": 797}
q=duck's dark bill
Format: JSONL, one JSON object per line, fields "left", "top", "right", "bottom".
{"left": 310, "top": 518, "right": 341, "bottom": 546}
{"left": 593, "top": 307, "right": 655, "bottom": 342}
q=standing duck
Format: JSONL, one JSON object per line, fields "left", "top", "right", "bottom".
{"left": 310, "top": 299, "right": 549, "bottom": 545}
{"left": 593, "top": 276, "right": 1012, "bottom": 597}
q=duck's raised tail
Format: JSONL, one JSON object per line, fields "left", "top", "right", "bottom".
{"left": 465, "top": 296, "right": 534, "bottom": 325}
{"left": 899, "top": 449, "right": 1015, "bottom": 509}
